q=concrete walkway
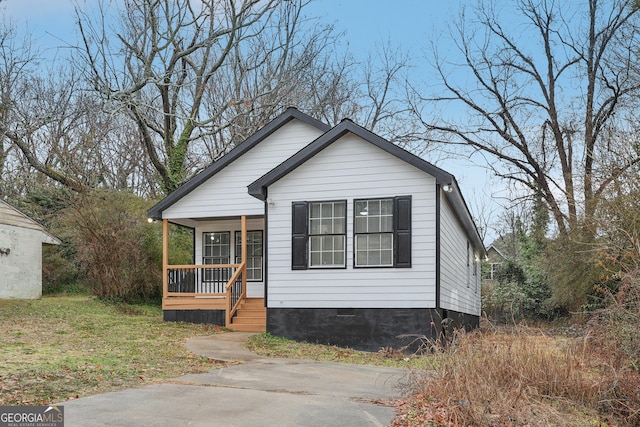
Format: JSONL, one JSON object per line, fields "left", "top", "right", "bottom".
{"left": 61, "top": 333, "right": 407, "bottom": 427}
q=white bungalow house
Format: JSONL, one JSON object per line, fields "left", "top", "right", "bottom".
{"left": 0, "top": 200, "right": 61, "bottom": 299}
{"left": 148, "top": 108, "right": 485, "bottom": 351}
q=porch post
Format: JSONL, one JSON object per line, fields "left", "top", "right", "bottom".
{"left": 241, "top": 215, "right": 247, "bottom": 294}
{"left": 162, "top": 219, "right": 169, "bottom": 302}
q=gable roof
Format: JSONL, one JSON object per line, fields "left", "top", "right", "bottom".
{"left": 147, "top": 107, "right": 331, "bottom": 219}
{"left": 486, "top": 244, "right": 507, "bottom": 260}
{"left": 248, "top": 119, "right": 485, "bottom": 254}
{"left": 0, "top": 200, "right": 61, "bottom": 245}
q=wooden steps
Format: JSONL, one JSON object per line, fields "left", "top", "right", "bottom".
{"left": 229, "top": 298, "right": 266, "bottom": 332}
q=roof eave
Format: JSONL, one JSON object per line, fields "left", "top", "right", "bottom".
{"left": 147, "top": 107, "right": 330, "bottom": 219}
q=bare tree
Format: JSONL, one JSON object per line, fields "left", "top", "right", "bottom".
{"left": 76, "top": 0, "right": 422, "bottom": 194}
{"left": 77, "top": 0, "right": 285, "bottom": 193}
{"left": 0, "top": 16, "right": 37, "bottom": 186}
{"left": 414, "top": 0, "right": 640, "bottom": 238}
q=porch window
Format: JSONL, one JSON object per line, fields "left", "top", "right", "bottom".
{"left": 308, "top": 200, "right": 346, "bottom": 268}
{"left": 354, "top": 196, "right": 412, "bottom": 268}
{"left": 235, "top": 230, "right": 263, "bottom": 281}
{"left": 202, "top": 232, "right": 230, "bottom": 264}
{"left": 202, "top": 231, "right": 231, "bottom": 290}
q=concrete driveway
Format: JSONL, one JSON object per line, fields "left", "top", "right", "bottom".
{"left": 61, "top": 333, "right": 408, "bottom": 426}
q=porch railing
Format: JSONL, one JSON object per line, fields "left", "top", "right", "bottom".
{"left": 225, "top": 262, "right": 246, "bottom": 327}
{"left": 167, "top": 264, "right": 241, "bottom": 295}
{"left": 165, "top": 262, "right": 246, "bottom": 327}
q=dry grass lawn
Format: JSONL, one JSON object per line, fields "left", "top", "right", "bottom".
{"left": 3, "top": 295, "right": 638, "bottom": 426}
{"left": 0, "top": 295, "right": 223, "bottom": 405}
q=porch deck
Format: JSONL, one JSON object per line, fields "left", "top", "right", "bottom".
{"left": 161, "top": 216, "right": 265, "bottom": 331}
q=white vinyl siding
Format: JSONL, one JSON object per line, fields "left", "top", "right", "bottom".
{"left": 266, "top": 133, "right": 437, "bottom": 309}
{"left": 194, "top": 217, "right": 265, "bottom": 298}
{"left": 439, "top": 192, "right": 482, "bottom": 316}
{"left": 162, "top": 120, "right": 325, "bottom": 219}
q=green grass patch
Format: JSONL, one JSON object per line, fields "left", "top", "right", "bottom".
{"left": 245, "top": 333, "right": 437, "bottom": 369}
{"left": 0, "top": 295, "right": 223, "bottom": 405}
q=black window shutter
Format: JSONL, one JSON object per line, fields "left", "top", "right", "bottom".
{"left": 291, "top": 201, "right": 308, "bottom": 270}
{"left": 394, "top": 196, "right": 412, "bottom": 268}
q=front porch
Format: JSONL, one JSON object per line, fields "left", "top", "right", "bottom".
{"left": 160, "top": 215, "right": 266, "bottom": 332}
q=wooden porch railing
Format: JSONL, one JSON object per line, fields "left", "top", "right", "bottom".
{"left": 167, "top": 264, "right": 242, "bottom": 295}
{"left": 164, "top": 262, "right": 246, "bottom": 326}
{"left": 162, "top": 215, "right": 248, "bottom": 328}
{"left": 225, "top": 262, "right": 246, "bottom": 327}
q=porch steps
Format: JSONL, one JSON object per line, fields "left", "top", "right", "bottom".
{"left": 229, "top": 298, "right": 266, "bottom": 332}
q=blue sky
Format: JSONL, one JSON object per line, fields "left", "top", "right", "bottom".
{"left": 1, "top": 0, "right": 501, "bottom": 242}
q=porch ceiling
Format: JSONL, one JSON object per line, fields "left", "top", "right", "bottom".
{"left": 166, "top": 215, "right": 264, "bottom": 229}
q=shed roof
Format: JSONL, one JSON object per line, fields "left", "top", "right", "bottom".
{"left": 0, "top": 200, "right": 61, "bottom": 245}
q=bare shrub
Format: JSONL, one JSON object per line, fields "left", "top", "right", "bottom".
{"left": 57, "top": 190, "right": 162, "bottom": 302}
{"left": 587, "top": 269, "right": 640, "bottom": 425}
{"left": 404, "top": 328, "right": 606, "bottom": 426}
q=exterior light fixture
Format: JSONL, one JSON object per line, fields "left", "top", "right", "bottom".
{"left": 147, "top": 218, "right": 154, "bottom": 223}
{"left": 443, "top": 184, "right": 454, "bottom": 193}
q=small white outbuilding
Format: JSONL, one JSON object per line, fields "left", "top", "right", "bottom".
{"left": 0, "top": 199, "right": 61, "bottom": 299}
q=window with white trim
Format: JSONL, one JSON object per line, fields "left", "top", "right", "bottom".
{"left": 235, "top": 230, "right": 263, "bottom": 281}
{"left": 203, "top": 232, "right": 230, "bottom": 264}
{"left": 354, "top": 198, "right": 394, "bottom": 267}
{"left": 308, "top": 201, "right": 346, "bottom": 268}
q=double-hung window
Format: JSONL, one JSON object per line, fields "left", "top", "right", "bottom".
{"left": 308, "top": 201, "right": 346, "bottom": 268}
{"left": 354, "top": 199, "right": 394, "bottom": 267}
{"left": 202, "top": 232, "right": 230, "bottom": 291}
{"left": 354, "top": 196, "right": 411, "bottom": 268}
{"left": 235, "top": 230, "right": 263, "bottom": 281}
{"left": 291, "top": 197, "right": 409, "bottom": 270}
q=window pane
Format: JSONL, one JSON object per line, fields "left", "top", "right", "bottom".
{"left": 382, "top": 216, "right": 393, "bottom": 232}
{"left": 381, "top": 199, "right": 393, "bottom": 214}
{"left": 322, "top": 252, "right": 333, "bottom": 265}
{"left": 311, "top": 203, "right": 321, "bottom": 218}
{"left": 368, "top": 216, "right": 380, "bottom": 233}
{"left": 370, "top": 235, "right": 381, "bottom": 249}
{"left": 334, "top": 217, "right": 345, "bottom": 234}
{"left": 370, "top": 200, "right": 380, "bottom": 215}
{"left": 381, "top": 233, "right": 393, "bottom": 248}
{"left": 368, "top": 250, "right": 381, "bottom": 266}
{"left": 203, "top": 232, "right": 230, "bottom": 264}
{"left": 356, "top": 250, "right": 367, "bottom": 266}
{"left": 310, "top": 251, "right": 321, "bottom": 266}
{"left": 355, "top": 216, "right": 366, "bottom": 233}
{"left": 309, "top": 235, "right": 321, "bottom": 252}
{"left": 381, "top": 249, "right": 393, "bottom": 265}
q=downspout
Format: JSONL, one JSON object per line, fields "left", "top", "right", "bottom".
{"left": 435, "top": 185, "right": 441, "bottom": 310}
{"left": 263, "top": 194, "right": 269, "bottom": 308}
